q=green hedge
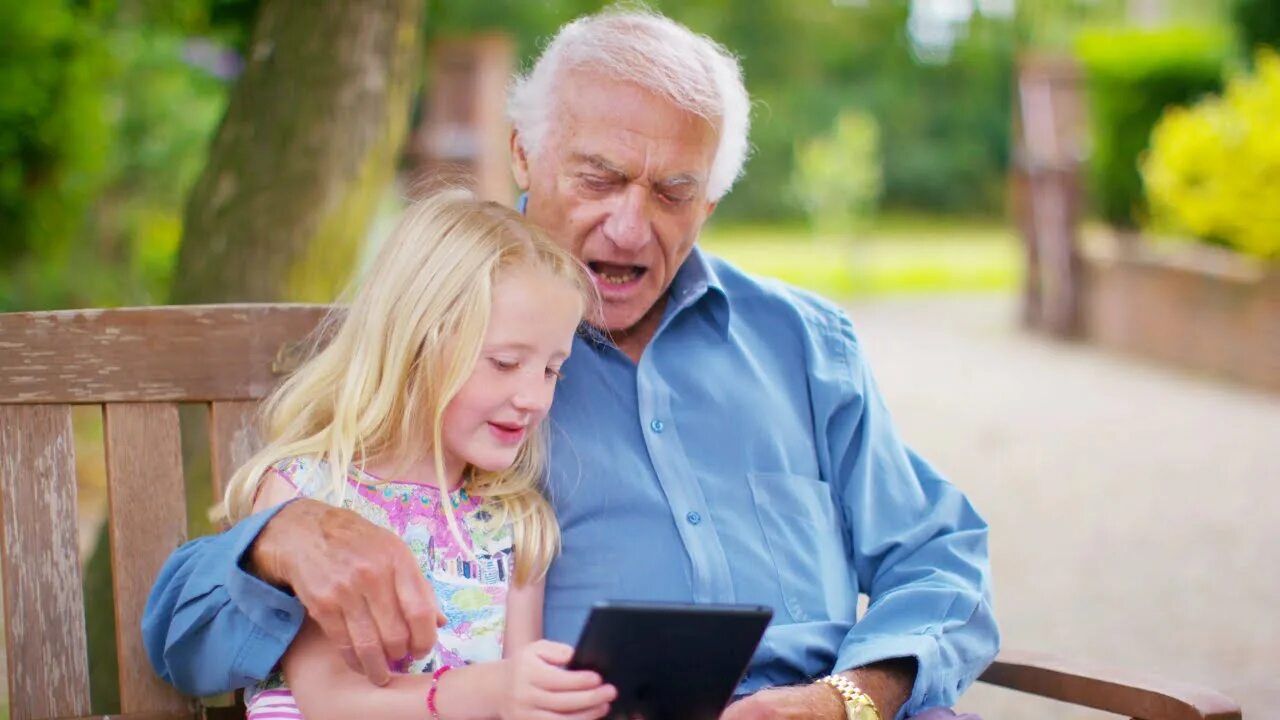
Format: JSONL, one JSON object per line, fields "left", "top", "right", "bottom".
{"left": 1075, "top": 25, "right": 1232, "bottom": 228}
{"left": 1234, "top": 0, "right": 1280, "bottom": 55}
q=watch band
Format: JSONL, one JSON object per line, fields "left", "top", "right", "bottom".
{"left": 816, "top": 674, "right": 883, "bottom": 720}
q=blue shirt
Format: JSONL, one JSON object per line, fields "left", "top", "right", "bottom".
{"left": 143, "top": 248, "right": 998, "bottom": 717}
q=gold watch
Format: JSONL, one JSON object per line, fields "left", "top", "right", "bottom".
{"left": 816, "top": 674, "right": 883, "bottom": 720}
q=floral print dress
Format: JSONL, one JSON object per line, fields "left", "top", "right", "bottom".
{"left": 244, "top": 457, "right": 515, "bottom": 719}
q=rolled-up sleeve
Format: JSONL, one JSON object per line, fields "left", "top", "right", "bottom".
{"left": 812, "top": 310, "right": 999, "bottom": 718}
{"left": 142, "top": 502, "right": 305, "bottom": 696}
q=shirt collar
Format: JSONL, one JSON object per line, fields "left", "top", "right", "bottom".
{"left": 666, "top": 245, "right": 730, "bottom": 337}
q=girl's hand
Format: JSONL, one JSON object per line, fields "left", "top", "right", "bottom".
{"left": 500, "top": 640, "right": 617, "bottom": 720}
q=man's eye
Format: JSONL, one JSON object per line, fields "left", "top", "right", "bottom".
{"left": 489, "top": 358, "right": 518, "bottom": 372}
{"left": 581, "top": 175, "right": 616, "bottom": 191}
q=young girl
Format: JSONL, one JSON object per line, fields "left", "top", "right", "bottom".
{"left": 223, "top": 191, "right": 615, "bottom": 720}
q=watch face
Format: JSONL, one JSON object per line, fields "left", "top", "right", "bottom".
{"left": 852, "top": 703, "right": 881, "bottom": 720}
{"left": 851, "top": 697, "right": 882, "bottom": 720}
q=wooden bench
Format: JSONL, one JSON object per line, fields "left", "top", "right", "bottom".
{"left": 0, "top": 305, "right": 1244, "bottom": 720}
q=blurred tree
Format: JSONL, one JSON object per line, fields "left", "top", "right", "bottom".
{"left": 0, "top": 0, "right": 255, "bottom": 312}
{"left": 0, "top": 0, "right": 112, "bottom": 308}
{"left": 171, "top": 0, "right": 422, "bottom": 304}
{"left": 1234, "top": 0, "right": 1280, "bottom": 54}
{"left": 791, "top": 110, "right": 882, "bottom": 237}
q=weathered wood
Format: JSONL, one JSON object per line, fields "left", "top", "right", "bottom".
{"left": 49, "top": 713, "right": 196, "bottom": 720}
{"left": 0, "top": 305, "right": 332, "bottom": 404}
{"left": 103, "top": 403, "right": 192, "bottom": 715}
{"left": 209, "top": 401, "right": 263, "bottom": 506}
{"left": 0, "top": 404, "right": 92, "bottom": 720}
{"left": 981, "top": 648, "right": 1242, "bottom": 720}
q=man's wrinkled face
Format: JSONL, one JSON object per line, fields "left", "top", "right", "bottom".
{"left": 511, "top": 71, "right": 719, "bottom": 349}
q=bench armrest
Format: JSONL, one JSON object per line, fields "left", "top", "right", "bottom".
{"left": 979, "top": 648, "right": 1242, "bottom": 720}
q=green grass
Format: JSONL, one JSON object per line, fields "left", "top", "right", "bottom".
{"left": 700, "top": 216, "right": 1021, "bottom": 299}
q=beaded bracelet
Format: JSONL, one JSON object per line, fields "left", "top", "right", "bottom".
{"left": 426, "top": 665, "right": 454, "bottom": 720}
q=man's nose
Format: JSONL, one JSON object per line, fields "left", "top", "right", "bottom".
{"left": 601, "top": 185, "right": 654, "bottom": 252}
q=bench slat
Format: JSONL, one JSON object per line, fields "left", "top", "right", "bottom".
{"left": 209, "top": 401, "right": 263, "bottom": 507}
{"left": 49, "top": 713, "right": 196, "bottom": 720}
{"left": 0, "top": 404, "right": 92, "bottom": 720}
{"left": 0, "top": 304, "right": 332, "bottom": 404}
{"left": 103, "top": 403, "right": 193, "bottom": 714}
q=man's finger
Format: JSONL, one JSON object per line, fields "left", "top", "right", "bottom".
{"left": 365, "top": 567, "right": 410, "bottom": 664}
{"left": 309, "top": 604, "right": 362, "bottom": 674}
{"left": 347, "top": 599, "right": 392, "bottom": 685}
{"left": 393, "top": 553, "right": 441, "bottom": 658}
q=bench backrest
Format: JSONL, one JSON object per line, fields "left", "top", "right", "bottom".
{"left": 0, "top": 304, "right": 330, "bottom": 720}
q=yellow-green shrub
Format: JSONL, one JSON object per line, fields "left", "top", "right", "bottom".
{"left": 1141, "top": 50, "right": 1280, "bottom": 259}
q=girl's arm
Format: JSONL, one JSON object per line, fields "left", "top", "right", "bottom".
{"left": 285, "top": 618, "right": 504, "bottom": 720}
{"left": 255, "top": 476, "right": 615, "bottom": 720}
{"left": 503, "top": 575, "right": 546, "bottom": 654}
{"left": 253, "top": 472, "right": 504, "bottom": 720}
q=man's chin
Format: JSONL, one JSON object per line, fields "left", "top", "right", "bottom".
{"left": 592, "top": 296, "right": 666, "bottom": 346}
{"left": 594, "top": 307, "right": 643, "bottom": 334}
{"left": 598, "top": 313, "right": 646, "bottom": 337}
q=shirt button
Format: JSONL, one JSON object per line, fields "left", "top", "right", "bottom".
{"left": 686, "top": 511, "right": 702, "bottom": 525}
{"left": 650, "top": 419, "right": 665, "bottom": 433}
{"left": 273, "top": 609, "right": 292, "bottom": 622}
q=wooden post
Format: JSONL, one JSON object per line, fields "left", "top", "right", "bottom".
{"left": 1012, "top": 55, "right": 1087, "bottom": 338}
{"left": 408, "top": 34, "right": 516, "bottom": 203}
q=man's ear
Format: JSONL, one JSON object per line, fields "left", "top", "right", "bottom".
{"left": 705, "top": 199, "right": 719, "bottom": 217}
{"left": 510, "top": 130, "right": 531, "bottom": 191}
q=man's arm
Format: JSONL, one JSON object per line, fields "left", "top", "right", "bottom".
{"left": 723, "top": 309, "right": 996, "bottom": 720}
{"left": 819, "top": 311, "right": 998, "bottom": 717}
{"left": 142, "top": 502, "right": 304, "bottom": 696}
{"left": 143, "top": 496, "right": 445, "bottom": 695}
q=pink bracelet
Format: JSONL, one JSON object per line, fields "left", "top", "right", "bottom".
{"left": 426, "top": 665, "right": 453, "bottom": 720}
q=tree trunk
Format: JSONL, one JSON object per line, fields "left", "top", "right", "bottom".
{"left": 85, "top": 1, "right": 423, "bottom": 712}
{"left": 172, "top": 0, "right": 423, "bottom": 303}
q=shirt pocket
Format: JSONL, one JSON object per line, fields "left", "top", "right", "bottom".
{"left": 746, "top": 471, "right": 856, "bottom": 623}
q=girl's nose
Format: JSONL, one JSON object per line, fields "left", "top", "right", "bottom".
{"left": 512, "top": 380, "right": 554, "bottom": 415}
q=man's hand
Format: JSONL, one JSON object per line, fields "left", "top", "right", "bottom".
{"left": 720, "top": 685, "right": 843, "bottom": 720}
{"left": 720, "top": 658, "right": 916, "bottom": 720}
{"left": 249, "top": 498, "right": 447, "bottom": 685}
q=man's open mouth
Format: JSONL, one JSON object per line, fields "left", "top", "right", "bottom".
{"left": 588, "top": 261, "right": 647, "bottom": 286}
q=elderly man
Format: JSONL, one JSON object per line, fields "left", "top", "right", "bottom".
{"left": 144, "top": 9, "right": 997, "bottom": 720}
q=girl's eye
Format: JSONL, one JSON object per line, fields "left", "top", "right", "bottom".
{"left": 546, "top": 367, "right": 564, "bottom": 380}
{"left": 490, "top": 358, "right": 518, "bottom": 372}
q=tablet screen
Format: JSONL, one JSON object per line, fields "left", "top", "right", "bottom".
{"left": 568, "top": 601, "right": 773, "bottom": 720}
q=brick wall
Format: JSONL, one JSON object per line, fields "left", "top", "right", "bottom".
{"left": 1081, "top": 237, "right": 1280, "bottom": 393}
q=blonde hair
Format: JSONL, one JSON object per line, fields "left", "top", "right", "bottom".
{"left": 222, "top": 190, "right": 595, "bottom": 584}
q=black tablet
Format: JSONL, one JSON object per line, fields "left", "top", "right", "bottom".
{"left": 568, "top": 601, "right": 773, "bottom": 720}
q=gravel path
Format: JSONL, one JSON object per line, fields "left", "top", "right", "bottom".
{"left": 844, "top": 293, "right": 1279, "bottom": 719}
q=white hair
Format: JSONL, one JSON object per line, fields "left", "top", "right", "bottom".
{"left": 508, "top": 6, "right": 751, "bottom": 201}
